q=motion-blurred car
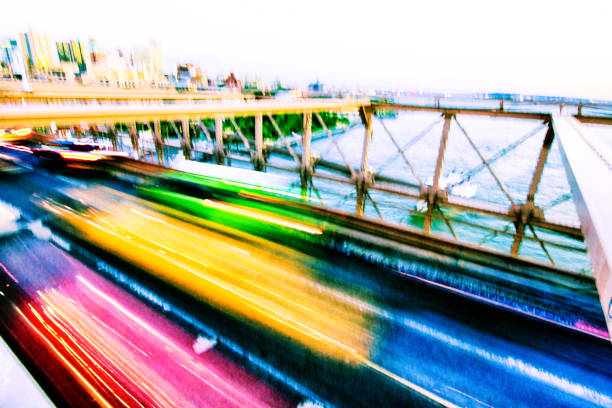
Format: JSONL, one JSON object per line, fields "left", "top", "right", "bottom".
{"left": 0, "top": 128, "right": 127, "bottom": 169}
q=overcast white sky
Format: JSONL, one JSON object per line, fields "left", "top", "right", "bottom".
{"left": 2, "top": 0, "right": 611, "bottom": 99}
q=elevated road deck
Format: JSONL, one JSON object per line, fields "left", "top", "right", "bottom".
{"left": 0, "top": 80, "right": 250, "bottom": 102}
{"left": 0, "top": 98, "right": 368, "bottom": 128}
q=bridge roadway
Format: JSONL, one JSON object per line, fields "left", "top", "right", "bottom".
{"left": 0, "top": 98, "right": 368, "bottom": 128}
{"left": 0, "top": 164, "right": 611, "bottom": 407}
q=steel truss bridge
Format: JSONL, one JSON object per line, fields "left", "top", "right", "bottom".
{"left": 1, "top": 95, "right": 611, "bottom": 341}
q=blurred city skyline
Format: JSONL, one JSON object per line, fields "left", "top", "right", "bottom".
{"left": 1, "top": 0, "right": 611, "bottom": 99}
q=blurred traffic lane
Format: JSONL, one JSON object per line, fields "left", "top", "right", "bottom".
{"left": 40, "top": 185, "right": 376, "bottom": 361}
{"left": 0, "top": 231, "right": 294, "bottom": 408}
{"left": 0, "top": 162, "right": 611, "bottom": 407}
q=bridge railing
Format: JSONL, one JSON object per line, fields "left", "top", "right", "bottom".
{"left": 220, "top": 103, "right": 592, "bottom": 275}
{"left": 126, "top": 101, "right": 597, "bottom": 275}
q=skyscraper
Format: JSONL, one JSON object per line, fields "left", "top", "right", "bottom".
{"left": 133, "top": 41, "right": 164, "bottom": 85}
{"left": 0, "top": 38, "right": 28, "bottom": 78}
{"left": 56, "top": 40, "right": 89, "bottom": 73}
{"left": 19, "top": 29, "right": 58, "bottom": 74}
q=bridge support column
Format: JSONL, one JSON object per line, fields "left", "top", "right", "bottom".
{"left": 181, "top": 118, "right": 192, "bottom": 160}
{"left": 107, "top": 123, "right": 118, "bottom": 151}
{"left": 424, "top": 114, "right": 452, "bottom": 233}
{"left": 153, "top": 120, "right": 164, "bottom": 165}
{"left": 356, "top": 106, "right": 374, "bottom": 216}
{"left": 511, "top": 123, "right": 554, "bottom": 258}
{"left": 300, "top": 111, "right": 313, "bottom": 191}
{"left": 214, "top": 115, "right": 226, "bottom": 165}
{"left": 128, "top": 123, "right": 140, "bottom": 159}
{"left": 253, "top": 113, "right": 265, "bottom": 171}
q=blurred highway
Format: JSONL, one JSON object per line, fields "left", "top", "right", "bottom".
{"left": 0, "top": 156, "right": 611, "bottom": 407}
{"left": 0, "top": 230, "right": 295, "bottom": 407}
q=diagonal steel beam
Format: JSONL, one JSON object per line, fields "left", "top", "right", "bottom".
{"left": 454, "top": 116, "right": 516, "bottom": 206}
{"left": 527, "top": 224, "right": 555, "bottom": 265}
{"left": 168, "top": 120, "right": 182, "bottom": 138}
{"left": 543, "top": 193, "right": 572, "bottom": 210}
{"left": 267, "top": 113, "right": 301, "bottom": 166}
{"left": 229, "top": 116, "right": 253, "bottom": 155}
{"left": 107, "top": 123, "right": 118, "bottom": 150}
{"left": 377, "top": 117, "right": 443, "bottom": 174}
{"left": 152, "top": 120, "right": 164, "bottom": 165}
{"left": 437, "top": 205, "right": 458, "bottom": 240}
{"left": 511, "top": 123, "right": 555, "bottom": 256}
{"left": 526, "top": 123, "right": 555, "bottom": 203}
{"left": 377, "top": 116, "right": 424, "bottom": 189}
{"left": 128, "top": 122, "right": 140, "bottom": 159}
{"left": 308, "top": 178, "right": 325, "bottom": 206}
{"left": 314, "top": 112, "right": 356, "bottom": 179}
{"left": 366, "top": 192, "right": 384, "bottom": 220}
{"left": 320, "top": 127, "right": 351, "bottom": 158}
{"left": 196, "top": 120, "right": 213, "bottom": 143}
{"left": 356, "top": 106, "right": 374, "bottom": 215}
{"left": 169, "top": 119, "right": 191, "bottom": 159}
{"left": 448, "top": 122, "right": 547, "bottom": 189}
{"left": 253, "top": 113, "right": 265, "bottom": 171}
{"left": 425, "top": 114, "right": 452, "bottom": 233}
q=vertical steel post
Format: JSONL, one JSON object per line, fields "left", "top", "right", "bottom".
{"left": 181, "top": 118, "right": 192, "bottom": 160}
{"left": 214, "top": 115, "right": 225, "bottom": 165}
{"left": 128, "top": 122, "right": 140, "bottom": 159}
{"left": 424, "top": 114, "right": 452, "bottom": 233}
{"left": 254, "top": 113, "right": 264, "bottom": 171}
{"left": 526, "top": 123, "right": 554, "bottom": 203}
{"left": 356, "top": 106, "right": 373, "bottom": 216}
{"left": 108, "top": 123, "right": 118, "bottom": 150}
{"left": 301, "top": 111, "right": 313, "bottom": 190}
{"left": 153, "top": 120, "right": 164, "bottom": 165}
{"left": 511, "top": 123, "right": 555, "bottom": 256}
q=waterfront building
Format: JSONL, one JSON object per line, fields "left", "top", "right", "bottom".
{"left": 89, "top": 49, "right": 138, "bottom": 86}
{"left": 244, "top": 77, "right": 269, "bottom": 92}
{"left": 133, "top": 41, "right": 165, "bottom": 86}
{"left": 308, "top": 80, "right": 325, "bottom": 93}
{"left": 0, "top": 38, "right": 28, "bottom": 78}
{"left": 176, "top": 63, "right": 196, "bottom": 89}
{"left": 215, "top": 73, "right": 226, "bottom": 87}
{"left": 88, "top": 39, "right": 106, "bottom": 65}
{"left": 56, "top": 40, "right": 90, "bottom": 74}
{"left": 20, "top": 29, "right": 59, "bottom": 75}
{"left": 223, "top": 73, "right": 243, "bottom": 89}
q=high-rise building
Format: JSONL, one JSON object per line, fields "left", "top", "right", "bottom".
{"left": 133, "top": 41, "right": 164, "bottom": 84}
{"left": 88, "top": 39, "right": 106, "bottom": 65}
{"left": 56, "top": 40, "right": 89, "bottom": 73}
{"left": 19, "top": 29, "right": 58, "bottom": 73}
{"left": 0, "top": 38, "right": 28, "bottom": 77}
